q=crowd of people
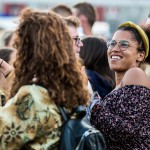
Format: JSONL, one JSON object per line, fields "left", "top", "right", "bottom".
{"left": 0, "top": 2, "right": 149, "bottom": 150}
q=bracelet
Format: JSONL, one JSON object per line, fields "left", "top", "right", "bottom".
{"left": 0, "top": 60, "right": 3, "bottom": 67}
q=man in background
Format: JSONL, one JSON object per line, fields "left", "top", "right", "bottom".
{"left": 72, "top": 2, "right": 96, "bottom": 38}
{"left": 51, "top": 4, "right": 72, "bottom": 17}
{"left": 63, "top": 16, "right": 83, "bottom": 58}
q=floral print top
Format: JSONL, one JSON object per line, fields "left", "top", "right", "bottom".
{"left": 0, "top": 84, "right": 62, "bottom": 150}
{"left": 90, "top": 85, "right": 150, "bottom": 150}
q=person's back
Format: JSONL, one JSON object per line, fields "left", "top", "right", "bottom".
{"left": 80, "top": 37, "right": 115, "bottom": 98}
{"left": 0, "top": 8, "right": 90, "bottom": 149}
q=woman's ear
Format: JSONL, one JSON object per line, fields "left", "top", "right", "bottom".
{"left": 137, "top": 51, "right": 145, "bottom": 62}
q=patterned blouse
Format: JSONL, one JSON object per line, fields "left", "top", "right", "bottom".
{"left": 0, "top": 84, "right": 62, "bottom": 150}
{"left": 90, "top": 85, "right": 150, "bottom": 150}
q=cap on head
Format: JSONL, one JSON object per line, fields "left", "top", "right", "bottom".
{"left": 119, "top": 21, "right": 149, "bottom": 58}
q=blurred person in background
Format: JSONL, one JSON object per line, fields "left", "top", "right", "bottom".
{"left": 51, "top": 4, "right": 72, "bottom": 17}
{"left": 141, "top": 12, "right": 150, "bottom": 77}
{"left": 0, "top": 30, "right": 13, "bottom": 47}
{"left": 63, "top": 16, "right": 83, "bottom": 58}
{"left": 7, "top": 31, "right": 17, "bottom": 48}
{"left": 0, "top": 30, "right": 16, "bottom": 48}
{"left": 2, "top": 30, "right": 14, "bottom": 47}
{"left": 145, "top": 12, "right": 150, "bottom": 24}
{"left": 63, "top": 16, "right": 91, "bottom": 94}
{"left": 80, "top": 37, "right": 115, "bottom": 98}
{"left": 0, "top": 47, "right": 16, "bottom": 66}
{"left": 72, "top": 2, "right": 96, "bottom": 38}
{"left": 0, "top": 8, "right": 89, "bottom": 149}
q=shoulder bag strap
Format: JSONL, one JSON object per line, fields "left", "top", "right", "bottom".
{"left": 58, "top": 106, "right": 69, "bottom": 122}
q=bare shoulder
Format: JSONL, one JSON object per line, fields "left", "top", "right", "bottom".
{"left": 122, "top": 67, "right": 150, "bottom": 88}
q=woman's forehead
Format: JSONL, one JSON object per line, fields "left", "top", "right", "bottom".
{"left": 112, "top": 30, "right": 134, "bottom": 41}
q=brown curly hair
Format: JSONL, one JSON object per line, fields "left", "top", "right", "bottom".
{"left": 11, "top": 8, "right": 89, "bottom": 108}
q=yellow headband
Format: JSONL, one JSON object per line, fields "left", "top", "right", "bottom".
{"left": 119, "top": 21, "right": 149, "bottom": 58}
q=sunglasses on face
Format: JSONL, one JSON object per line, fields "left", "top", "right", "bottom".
{"left": 73, "top": 37, "right": 81, "bottom": 46}
{"left": 107, "top": 40, "right": 138, "bottom": 51}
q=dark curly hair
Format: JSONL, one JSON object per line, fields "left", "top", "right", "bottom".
{"left": 11, "top": 8, "right": 89, "bottom": 108}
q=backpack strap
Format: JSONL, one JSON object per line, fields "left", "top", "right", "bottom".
{"left": 58, "top": 106, "right": 69, "bottom": 122}
{"left": 75, "top": 129, "right": 100, "bottom": 150}
{"left": 71, "top": 105, "right": 86, "bottom": 119}
{"left": 58, "top": 105, "right": 86, "bottom": 121}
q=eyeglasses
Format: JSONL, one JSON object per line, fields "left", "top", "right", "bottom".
{"left": 73, "top": 37, "right": 81, "bottom": 46}
{"left": 107, "top": 40, "right": 138, "bottom": 51}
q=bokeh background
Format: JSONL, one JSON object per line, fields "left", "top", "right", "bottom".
{"left": 0, "top": 0, "right": 149, "bottom": 38}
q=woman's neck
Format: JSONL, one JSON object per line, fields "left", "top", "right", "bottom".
{"left": 115, "top": 72, "right": 125, "bottom": 86}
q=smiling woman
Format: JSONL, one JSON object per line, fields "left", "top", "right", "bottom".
{"left": 87, "top": 21, "right": 150, "bottom": 149}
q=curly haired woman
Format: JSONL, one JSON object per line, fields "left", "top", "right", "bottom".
{"left": 0, "top": 8, "right": 90, "bottom": 149}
